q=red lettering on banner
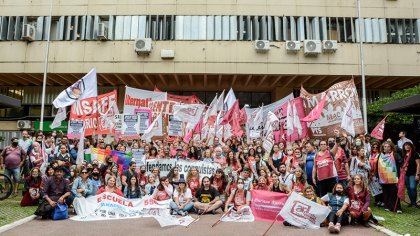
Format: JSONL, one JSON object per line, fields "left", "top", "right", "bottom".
{"left": 124, "top": 95, "right": 151, "bottom": 107}
{"left": 98, "top": 193, "right": 134, "bottom": 207}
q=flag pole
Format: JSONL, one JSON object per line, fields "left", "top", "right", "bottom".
{"left": 358, "top": 0, "right": 368, "bottom": 133}
{"left": 40, "top": 0, "right": 53, "bottom": 131}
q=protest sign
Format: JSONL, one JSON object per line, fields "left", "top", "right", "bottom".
{"left": 135, "top": 108, "right": 152, "bottom": 134}
{"left": 168, "top": 116, "right": 183, "bottom": 137}
{"left": 131, "top": 148, "right": 146, "bottom": 169}
{"left": 153, "top": 215, "right": 196, "bottom": 227}
{"left": 145, "top": 159, "right": 221, "bottom": 178}
{"left": 123, "top": 86, "right": 167, "bottom": 115}
{"left": 121, "top": 114, "right": 140, "bottom": 139}
{"left": 148, "top": 100, "right": 179, "bottom": 134}
{"left": 67, "top": 120, "right": 85, "bottom": 139}
{"left": 250, "top": 190, "right": 288, "bottom": 222}
{"left": 221, "top": 206, "right": 255, "bottom": 223}
{"left": 69, "top": 91, "right": 118, "bottom": 136}
{"left": 280, "top": 192, "right": 331, "bottom": 229}
{"left": 300, "top": 79, "right": 365, "bottom": 138}
{"left": 71, "top": 192, "right": 170, "bottom": 221}
{"left": 113, "top": 114, "right": 123, "bottom": 140}
{"left": 368, "top": 176, "right": 383, "bottom": 196}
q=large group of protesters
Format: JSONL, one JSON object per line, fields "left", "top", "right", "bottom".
{"left": 1, "top": 128, "right": 419, "bottom": 234}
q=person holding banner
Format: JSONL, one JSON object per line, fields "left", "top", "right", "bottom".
{"left": 105, "top": 164, "right": 122, "bottom": 190}
{"left": 303, "top": 185, "right": 324, "bottom": 205}
{"left": 194, "top": 177, "right": 223, "bottom": 215}
{"left": 347, "top": 174, "right": 372, "bottom": 227}
{"left": 312, "top": 135, "right": 340, "bottom": 197}
{"left": 170, "top": 176, "right": 194, "bottom": 216}
{"left": 368, "top": 141, "right": 384, "bottom": 206}
{"left": 96, "top": 176, "right": 123, "bottom": 197}
{"left": 321, "top": 182, "right": 349, "bottom": 234}
{"left": 224, "top": 178, "right": 251, "bottom": 212}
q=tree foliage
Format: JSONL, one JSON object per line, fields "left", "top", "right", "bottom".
{"left": 367, "top": 84, "right": 420, "bottom": 130}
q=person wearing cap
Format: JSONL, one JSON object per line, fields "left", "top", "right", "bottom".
{"left": 35, "top": 166, "right": 72, "bottom": 219}
{"left": 170, "top": 174, "right": 193, "bottom": 216}
{"left": 172, "top": 146, "right": 186, "bottom": 160}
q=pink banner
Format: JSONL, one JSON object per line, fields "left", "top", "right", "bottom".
{"left": 250, "top": 190, "right": 288, "bottom": 223}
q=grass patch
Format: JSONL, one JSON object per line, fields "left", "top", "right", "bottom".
{"left": 0, "top": 194, "right": 37, "bottom": 227}
{"left": 372, "top": 201, "right": 420, "bottom": 236}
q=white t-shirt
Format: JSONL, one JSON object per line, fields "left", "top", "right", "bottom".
{"left": 173, "top": 188, "right": 192, "bottom": 204}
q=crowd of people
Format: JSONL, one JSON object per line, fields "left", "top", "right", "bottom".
{"left": 0, "top": 129, "right": 419, "bottom": 234}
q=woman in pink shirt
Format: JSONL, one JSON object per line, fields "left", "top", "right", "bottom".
{"left": 152, "top": 176, "right": 173, "bottom": 201}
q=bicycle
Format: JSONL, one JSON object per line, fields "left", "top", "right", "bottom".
{"left": 0, "top": 172, "right": 13, "bottom": 200}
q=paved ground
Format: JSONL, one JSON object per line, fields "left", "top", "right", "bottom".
{"left": 3, "top": 214, "right": 384, "bottom": 236}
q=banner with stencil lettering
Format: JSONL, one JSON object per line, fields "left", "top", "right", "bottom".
{"left": 300, "top": 79, "right": 365, "bottom": 138}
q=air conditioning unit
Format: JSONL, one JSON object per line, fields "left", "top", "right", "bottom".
{"left": 254, "top": 40, "right": 270, "bottom": 53}
{"left": 98, "top": 23, "right": 108, "bottom": 41}
{"left": 285, "top": 41, "right": 301, "bottom": 53}
{"left": 322, "top": 40, "right": 338, "bottom": 53}
{"left": 303, "top": 40, "right": 321, "bottom": 56}
{"left": 161, "top": 49, "right": 175, "bottom": 59}
{"left": 21, "top": 24, "right": 35, "bottom": 41}
{"left": 17, "top": 120, "right": 32, "bottom": 129}
{"left": 134, "top": 38, "right": 152, "bottom": 54}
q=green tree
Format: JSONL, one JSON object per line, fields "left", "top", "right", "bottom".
{"left": 367, "top": 84, "right": 420, "bottom": 130}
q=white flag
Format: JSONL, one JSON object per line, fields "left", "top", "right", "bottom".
{"left": 142, "top": 113, "right": 163, "bottom": 143}
{"left": 280, "top": 192, "right": 331, "bottom": 229}
{"left": 221, "top": 206, "right": 255, "bottom": 222}
{"left": 216, "top": 90, "right": 225, "bottom": 112}
{"left": 50, "top": 107, "right": 67, "bottom": 129}
{"left": 52, "top": 68, "right": 98, "bottom": 108}
{"left": 203, "top": 94, "right": 218, "bottom": 124}
{"left": 252, "top": 106, "right": 264, "bottom": 129}
{"left": 263, "top": 112, "right": 279, "bottom": 152}
{"left": 223, "top": 123, "right": 233, "bottom": 141}
{"left": 173, "top": 104, "right": 205, "bottom": 130}
{"left": 341, "top": 98, "right": 355, "bottom": 137}
{"left": 223, "top": 88, "right": 236, "bottom": 113}
{"left": 286, "top": 100, "right": 294, "bottom": 136}
{"left": 292, "top": 101, "right": 303, "bottom": 136}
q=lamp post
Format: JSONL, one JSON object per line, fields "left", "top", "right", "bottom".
{"left": 39, "top": 0, "right": 53, "bottom": 131}
{"left": 357, "top": 0, "right": 368, "bottom": 133}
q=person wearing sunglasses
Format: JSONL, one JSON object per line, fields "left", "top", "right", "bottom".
{"left": 71, "top": 167, "right": 94, "bottom": 198}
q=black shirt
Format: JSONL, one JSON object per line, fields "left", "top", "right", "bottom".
{"left": 195, "top": 187, "right": 219, "bottom": 203}
{"left": 405, "top": 152, "right": 420, "bottom": 176}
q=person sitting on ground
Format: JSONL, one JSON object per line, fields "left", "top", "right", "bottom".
{"left": 210, "top": 168, "right": 227, "bottom": 202}
{"left": 35, "top": 166, "right": 72, "bottom": 219}
{"left": 321, "top": 182, "right": 349, "bottom": 234}
{"left": 124, "top": 176, "right": 142, "bottom": 199}
{"left": 71, "top": 167, "right": 93, "bottom": 198}
{"left": 194, "top": 176, "right": 223, "bottom": 214}
{"left": 269, "top": 172, "right": 289, "bottom": 193}
{"left": 145, "top": 173, "right": 158, "bottom": 195}
{"left": 89, "top": 167, "right": 102, "bottom": 194}
{"left": 21, "top": 167, "right": 42, "bottom": 206}
{"left": 170, "top": 175, "right": 194, "bottom": 216}
{"left": 96, "top": 176, "right": 123, "bottom": 197}
{"left": 224, "top": 178, "right": 251, "bottom": 212}
{"left": 152, "top": 176, "right": 174, "bottom": 201}
{"left": 347, "top": 174, "right": 372, "bottom": 227}
{"left": 187, "top": 167, "right": 201, "bottom": 197}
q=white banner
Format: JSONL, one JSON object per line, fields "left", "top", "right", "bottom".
{"left": 168, "top": 116, "right": 183, "bottom": 137}
{"left": 245, "top": 93, "right": 294, "bottom": 141}
{"left": 153, "top": 215, "right": 196, "bottom": 227}
{"left": 145, "top": 159, "right": 221, "bottom": 178}
{"left": 71, "top": 193, "right": 171, "bottom": 221}
{"left": 221, "top": 206, "right": 255, "bottom": 222}
{"left": 131, "top": 148, "right": 146, "bottom": 169}
{"left": 173, "top": 104, "right": 205, "bottom": 130}
{"left": 123, "top": 86, "right": 167, "bottom": 115}
{"left": 280, "top": 192, "right": 331, "bottom": 229}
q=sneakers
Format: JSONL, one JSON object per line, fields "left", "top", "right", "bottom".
{"left": 211, "top": 209, "right": 216, "bottom": 215}
{"left": 384, "top": 208, "right": 390, "bottom": 212}
{"left": 283, "top": 221, "right": 292, "bottom": 226}
{"left": 197, "top": 209, "right": 204, "bottom": 215}
{"left": 180, "top": 211, "right": 187, "bottom": 217}
{"left": 396, "top": 210, "right": 402, "bottom": 214}
{"left": 328, "top": 223, "right": 335, "bottom": 233}
{"left": 362, "top": 221, "right": 370, "bottom": 227}
{"left": 170, "top": 210, "right": 177, "bottom": 215}
{"left": 335, "top": 224, "right": 341, "bottom": 233}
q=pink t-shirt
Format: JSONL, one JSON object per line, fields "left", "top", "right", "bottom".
{"left": 316, "top": 151, "right": 337, "bottom": 181}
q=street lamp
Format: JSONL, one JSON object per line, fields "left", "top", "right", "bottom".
{"left": 39, "top": 0, "right": 53, "bottom": 131}
{"left": 357, "top": 0, "right": 368, "bottom": 134}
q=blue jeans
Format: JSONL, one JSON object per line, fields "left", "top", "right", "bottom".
{"left": 170, "top": 201, "right": 194, "bottom": 213}
{"left": 4, "top": 167, "right": 21, "bottom": 183}
{"left": 405, "top": 175, "right": 418, "bottom": 205}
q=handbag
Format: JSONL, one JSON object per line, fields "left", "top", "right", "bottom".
{"left": 51, "top": 203, "right": 68, "bottom": 220}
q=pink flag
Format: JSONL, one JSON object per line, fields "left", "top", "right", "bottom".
{"left": 220, "top": 99, "right": 239, "bottom": 125}
{"left": 370, "top": 116, "right": 387, "bottom": 140}
{"left": 183, "top": 130, "right": 193, "bottom": 143}
{"left": 301, "top": 93, "right": 327, "bottom": 122}
{"left": 239, "top": 107, "right": 247, "bottom": 125}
